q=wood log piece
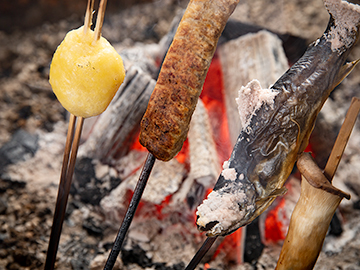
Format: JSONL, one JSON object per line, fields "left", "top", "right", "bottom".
{"left": 79, "top": 66, "right": 156, "bottom": 162}
{"left": 171, "top": 99, "right": 220, "bottom": 208}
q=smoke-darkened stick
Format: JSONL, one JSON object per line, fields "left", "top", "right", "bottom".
{"left": 45, "top": 115, "right": 84, "bottom": 270}
{"left": 185, "top": 237, "right": 217, "bottom": 270}
{"left": 276, "top": 97, "right": 360, "bottom": 270}
{"left": 104, "top": 153, "right": 156, "bottom": 270}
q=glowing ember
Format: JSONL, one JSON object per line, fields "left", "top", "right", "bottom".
{"left": 200, "top": 52, "right": 233, "bottom": 162}
{"left": 264, "top": 197, "right": 288, "bottom": 243}
{"left": 127, "top": 50, "right": 296, "bottom": 266}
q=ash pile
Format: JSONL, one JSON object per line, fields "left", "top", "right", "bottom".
{"left": 1, "top": 0, "right": 360, "bottom": 270}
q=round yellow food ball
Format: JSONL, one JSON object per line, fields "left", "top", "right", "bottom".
{"left": 49, "top": 26, "right": 125, "bottom": 118}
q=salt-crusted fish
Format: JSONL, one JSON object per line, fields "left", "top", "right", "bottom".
{"left": 196, "top": 0, "right": 360, "bottom": 237}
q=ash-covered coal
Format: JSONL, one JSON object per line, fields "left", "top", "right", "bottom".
{"left": 71, "top": 157, "right": 122, "bottom": 205}
{"left": 0, "top": 129, "right": 38, "bottom": 171}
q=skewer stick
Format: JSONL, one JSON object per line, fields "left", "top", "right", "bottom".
{"left": 185, "top": 237, "right": 217, "bottom": 270}
{"left": 276, "top": 97, "right": 360, "bottom": 270}
{"left": 44, "top": 115, "right": 84, "bottom": 270}
{"left": 94, "top": 0, "right": 108, "bottom": 42}
{"left": 84, "top": 0, "right": 95, "bottom": 35}
{"left": 104, "top": 153, "right": 156, "bottom": 270}
{"left": 324, "top": 97, "right": 360, "bottom": 179}
{"left": 45, "top": 1, "right": 112, "bottom": 269}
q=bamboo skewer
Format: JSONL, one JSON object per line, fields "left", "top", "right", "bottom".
{"left": 44, "top": 115, "right": 84, "bottom": 270}
{"left": 45, "top": 0, "right": 108, "bottom": 268}
{"left": 324, "top": 97, "right": 360, "bottom": 179}
{"left": 276, "top": 97, "right": 360, "bottom": 270}
{"left": 83, "top": 0, "right": 94, "bottom": 36}
{"left": 94, "top": 0, "right": 107, "bottom": 41}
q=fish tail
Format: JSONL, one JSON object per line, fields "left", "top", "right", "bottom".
{"left": 323, "top": 0, "right": 360, "bottom": 52}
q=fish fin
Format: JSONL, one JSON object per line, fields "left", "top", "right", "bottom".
{"left": 255, "top": 187, "right": 288, "bottom": 217}
{"left": 268, "top": 186, "right": 288, "bottom": 197}
{"left": 257, "top": 186, "right": 287, "bottom": 206}
{"left": 333, "top": 59, "right": 360, "bottom": 88}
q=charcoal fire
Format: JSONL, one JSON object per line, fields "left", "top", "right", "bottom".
{"left": 196, "top": 0, "right": 360, "bottom": 237}
{"left": 2, "top": 0, "right": 360, "bottom": 269}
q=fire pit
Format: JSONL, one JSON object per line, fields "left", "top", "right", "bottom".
{"left": 1, "top": 0, "right": 360, "bottom": 269}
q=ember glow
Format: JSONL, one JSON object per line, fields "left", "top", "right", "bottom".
{"left": 127, "top": 50, "right": 293, "bottom": 265}
{"left": 264, "top": 197, "right": 288, "bottom": 243}
{"left": 200, "top": 52, "right": 233, "bottom": 162}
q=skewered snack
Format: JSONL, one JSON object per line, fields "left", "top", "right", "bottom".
{"left": 45, "top": 1, "right": 125, "bottom": 269}
{"left": 196, "top": 0, "right": 360, "bottom": 237}
{"left": 49, "top": 13, "right": 125, "bottom": 118}
{"left": 140, "top": 0, "right": 239, "bottom": 161}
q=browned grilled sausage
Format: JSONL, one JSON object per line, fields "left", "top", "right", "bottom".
{"left": 139, "top": 0, "right": 239, "bottom": 161}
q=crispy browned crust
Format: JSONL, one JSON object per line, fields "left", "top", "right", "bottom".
{"left": 140, "top": 0, "right": 239, "bottom": 161}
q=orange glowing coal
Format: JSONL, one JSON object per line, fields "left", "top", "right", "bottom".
{"left": 129, "top": 51, "right": 301, "bottom": 265}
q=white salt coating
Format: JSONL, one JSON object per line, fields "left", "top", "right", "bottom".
{"left": 222, "top": 160, "right": 230, "bottom": 170}
{"left": 236, "top": 79, "right": 278, "bottom": 130}
{"left": 323, "top": 0, "right": 360, "bottom": 51}
{"left": 221, "top": 168, "right": 237, "bottom": 181}
{"left": 196, "top": 187, "right": 247, "bottom": 235}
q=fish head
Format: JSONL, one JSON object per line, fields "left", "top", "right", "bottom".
{"left": 196, "top": 179, "right": 257, "bottom": 236}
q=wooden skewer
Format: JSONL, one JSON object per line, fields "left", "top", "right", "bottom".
{"left": 45, "top": 1, "right": 109, "bottom": 268}
{"left": 84, "top": 0, "right": 95, "bottom": 35}
{"left": 276, "top": 97, "right": 360, "bottom": 270}
{"left": 94, "top": 0, "right": 108, "bottom": 42}
{"left": 324, "top": 97, "right": 360, "bottom": 179}
{"left": 44, "top": 115, "right": 84, "bottom": 270}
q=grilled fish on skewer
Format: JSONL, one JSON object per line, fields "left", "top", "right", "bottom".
{"left": 196, "top": 0, "right": 360, "bottom": 237}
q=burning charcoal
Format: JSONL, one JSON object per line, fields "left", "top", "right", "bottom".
{"left": 353, "top": 199, "right": 360, "bottom": 209}
{"left": 173, "top": 99, "right": 220, "bottom": 209}
{"left": 186, "top": 181, "right": 206, "bottom": 210}
{"left": 0, "top": 197, "right": 7, "bottom": 215}
{"left": 219, "top": 19, "right": 307, "bottom": 64}
{"left": 71, "top": 158, "right": 122, "bottom": 205}
{"left": 121, "top": 244, "right": 152, "bottom": 268}
{"left": 329, "top": 211, "right": 343, "bottom": 236}
{"left": 79, "top": 66, "right": 156, "bottom": 163}
{"left": 152, "top": 262, "right": 186, "bottom": 270}
{"left": 218, "top": 30, "right": 289, "bottom": 145}
{"left": 243, "top": 217, "right": 264, "bottom": 265}
{"left": 0, "top": 129, "right": 38, "bottom": 171}
{"left": 100, "top": 158, "right": 185, "bottom": 222}
{"left": 188, "top": 100, "right": 220, "bottom": 182}
{"left": 0, "top": 178, "right": 26, "bottom": 193}
{"left": 82, "top": 216, "right": 106, "bottom": 237}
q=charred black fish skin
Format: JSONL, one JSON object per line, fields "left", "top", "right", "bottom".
{"left": 196, "top": 0, "right": 360, "bottom": 237}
